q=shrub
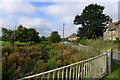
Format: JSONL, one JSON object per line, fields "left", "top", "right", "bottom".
{"left": 2, "top": 46, "right": 17, "bottom": 55}
{"left": 79, "top": 40, "right": 87, "bottom": 45}
{"left": 46, "top": 59, "right": 59, "bottom": 70}
{"left": 2, "top": 45, "right": 46, "bottom": 79}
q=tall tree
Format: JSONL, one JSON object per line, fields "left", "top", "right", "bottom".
{"left": 74, "top": 4, "right": 110, "bottom": 39}
{"left": 2, "top": 25, "right": 40, "bottom": 43}
{"left": 27, "top": 28, "right": 40, "bottom": 43}
{"left": 2, "top": 28, "right": 16, "bottom": 45}
{"left": 40, "top": 36, "right": 46, "bottom": 41}
{"left": 50, "top": 31, "right": 61, "bottom": 43}
{"left": 16, "top": 25, "right": 28, "bottom": 42}
{"left": 16, "top": 25, "right": 40, "bottom": 43}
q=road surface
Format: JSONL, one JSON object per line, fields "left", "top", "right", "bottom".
{"left": 60, "top": 42, "right": 90, "bottom": 51}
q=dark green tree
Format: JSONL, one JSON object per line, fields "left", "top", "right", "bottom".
{"left": 2, "top": 27, "right": 9, "bottom": 41}
{"left": 2, "top": 28, "right": 16, "bottom": 45}
{"left": 2, "top": 25, "right": 40, "bottom": 44}
{"left": 46, "top": 36, "right": 52, "bottom": 43}
{"left": 40, "top": 36, "right": 46, "bottom": 41}
{"left": 27, "top": 28, "right": 40, "bottom": 43}
{"left": 50, "top": 31, "right": 61, "bottom": 43}
{"left": 16, "top": 25, "right": 40, "bottom": 43}
{"left": 16, "top": 25, "right": 28, "bottom": 42}
{"left": 74, "top": 4, "right": 110, "bottom": 39}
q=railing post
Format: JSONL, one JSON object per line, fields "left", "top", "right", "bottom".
{"left": 108, "top": 49, "right": 113, "bottom": 74}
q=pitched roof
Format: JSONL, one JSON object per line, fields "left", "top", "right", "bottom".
{"left": 115, "top": 21, "right": 120, "bottom": 25}
{"left": 67, "top": 33, "right": 77, "bottom": 38}
{"left": 107, "top": 20, "right": 120, "bottom": 31}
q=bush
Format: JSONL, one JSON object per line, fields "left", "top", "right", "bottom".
{"left": 46, "top": 59, "right": 58, "bottom": 70}
{"left": 2, "top": 43, "right": 100, "bottom": 79}
{"left": 79, "top": 40, "right": 87, "bottom": 45}
{"left": 2, "top": 45, "right": 46, "bottom": 80}
{"left": 2, "top": 46, "right": 17, "bottom": 55}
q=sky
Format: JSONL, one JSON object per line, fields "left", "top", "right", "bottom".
{"left": 0, "top": 0, "right": 120, "bottom": 37}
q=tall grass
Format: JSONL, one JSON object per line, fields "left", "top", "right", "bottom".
{"left": 78, "top": 39, "right": 118, "bottom": 53}
{"left": 2, "top": 43, "right": 99, "bottom": 79}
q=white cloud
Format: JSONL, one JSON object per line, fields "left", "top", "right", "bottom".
{"left": 17, "top": 17, "right": 54, "bottom": 36}
{"left": 103, "top": 2, "right": 118, "bottom": 21}
{"left": 1, "top": 1, "right": 119, "bottom": 37}
{"left": 118, "top": 1, "right": 120, "bottom": 20}
{"left": 1, "top": 0, "right": 23, "bottom": 2}
{"left": 8, "top": 0, "right": 119, "bottom": 2}
{"left": 40, "top": 2, "right": 118, "bottom": 37}
{"left": 2, "top": 2, "right": 36, "bottom": 15}
{"left": 0, "top": 18, "right": 2, "bottom": 27}
{"left": 40, "top": 3, "right": 85, "bottom": 21}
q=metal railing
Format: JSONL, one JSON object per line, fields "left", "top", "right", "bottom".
{"left": 18, "top": 53, "right": 108, "bottom": 80}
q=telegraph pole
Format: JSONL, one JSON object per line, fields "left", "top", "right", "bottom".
{"left": 63, "top": 23, "right": 65, "bottom": 42}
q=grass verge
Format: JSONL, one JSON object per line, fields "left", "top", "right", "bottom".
{"left": 101, "top": 61, "right": 120, "bottom": 79}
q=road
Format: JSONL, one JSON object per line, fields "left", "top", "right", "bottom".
{"left": 60, "top": 42, "right": 91, "bottom": 51}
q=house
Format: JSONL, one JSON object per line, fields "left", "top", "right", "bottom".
{"left": 103, "top": 18, "right": 120, "bottom": 40}
{"left": 67, "top": 33, "right": 78, "bottom": 41}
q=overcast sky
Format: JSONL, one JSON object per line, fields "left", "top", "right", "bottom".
{"left": 0, "top": 0, "right": 119, "bottom": 37}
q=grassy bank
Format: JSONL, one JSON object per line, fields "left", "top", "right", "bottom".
{"left": 2, "top": 39, "right": 119, "bottom": 79}
{"left": 101, "top": 62, "right": 120, "bottom": 79}
{"left": 75, "top": 39, "right": 119, "bottom": 53}
{"left": 0, "top": 41, "right": 30, "bottom": 46}
{"left": 2, "top": 43, "right": 98, "bottom": 80}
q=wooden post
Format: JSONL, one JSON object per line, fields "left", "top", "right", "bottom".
{"left": 108, "top": 49, "right": 113, "bottom": 74}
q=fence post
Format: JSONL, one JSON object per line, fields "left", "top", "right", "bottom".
{"left": 108, "top": 49, "right": 113, "bottom": 74}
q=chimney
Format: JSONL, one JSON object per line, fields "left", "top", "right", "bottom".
{"left": 109, "top": 18, "right": 113, "bottom": 23}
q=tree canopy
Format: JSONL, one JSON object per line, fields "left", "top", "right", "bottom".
{"left": 2, "top": 27, "right": 16, "bottom": 45}
{"left": 74, "top": 4, "right": 110, "bottom": 39}
{"left": 2, "top": 25, "right": 40, "bottom": 44}
{"left": 49, "top": 31, "right": 61, "bottom": 43}
{"left": 40, "top": 36, "right": 46, "bottom": 41}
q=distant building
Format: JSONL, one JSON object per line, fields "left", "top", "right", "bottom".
{"left": 67, "top": 33, "right": 78, "bottom": 41}
{"left": 103, "top": 18, "right": 120, "bottom": 40}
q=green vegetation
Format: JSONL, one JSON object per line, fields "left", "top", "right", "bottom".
{"left": 74, "top": 4, "right": 109, "bottom": 39}
{"left": 1, "top": 25, "right": 61, "bottom": 46}
{"left": 101, "top": 62, "right": 120, "bottom": 79}
{"left": 0, "top": 41, "right": 30, "bottom": 46}
{"left": 0, "top": 41, "right": 11, "bottom": 45}
{"left": 49, "top": 31, "right": 61, "bottom": 43}
{"left": 2, "top": 25, "right": 40, "bottom": 45}
{"left": 73, "top": 38, "right": 120, "bottom": 79}
{"left": 2, "top": 37, "right": 120, "bottom": 80}
{"left": 2, "top": 43, "right": 98, "bottom": 80}
{"left": 1, "top": 3, "right": 119, "bottom": 80}
{"left": 74, "top": 38, "right": 119, "bottom": 52}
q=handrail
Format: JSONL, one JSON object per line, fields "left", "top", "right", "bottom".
{"left": 18, "top": 53, "right": 107, "bottom": 80}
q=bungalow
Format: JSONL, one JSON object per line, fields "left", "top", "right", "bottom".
{"left": 67, "top": 33, "right": 78, "bottom": 41}
{"left": 103, "top": 18, "right": 120, "bottom": 40}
